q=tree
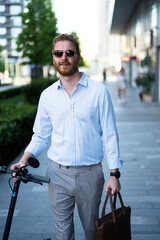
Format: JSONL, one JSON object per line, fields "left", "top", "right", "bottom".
{"left": 0, "top": 45, "right": 5, "bottom": 72}
{"left": 16, "top": 0, "right": 58, "bottom": 78}
{"left": 71, "top": 32, "right": 88, "bottom": 67}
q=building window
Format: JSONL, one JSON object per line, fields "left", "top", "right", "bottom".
{"left": 11, "top": 28, "right": 21, "bottom": 38}
{"left": 11, "top": 16, "right": 22, "bottom": 26}
{"left": 9, "top": 0, "right": 21, "bottom": 3}
{"left": 0, "top": 17, "right": 6, "bottom": 24}
{"left": 0, "top": 39, "right": 7, "bottom": 46}
{"left": 0, "top": 5, "right": 5, "bottom": 12}
{"left": 11, "top": 39, "right": 17, "bottom": 49}
{"left": 151, "top": 4, "right": 157, "bottom": 29}
{"left": 136, "top": 22, "right": 141, "bottom": 37}
{"left": 10, "top": 6, "right": 21, "bottom": 15}
{"left": 0, "top": 28, "right": 6, "bottom": 35}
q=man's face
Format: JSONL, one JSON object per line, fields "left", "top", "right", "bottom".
{"left": 53, "top": 40, "right": 80, "bottom": 77}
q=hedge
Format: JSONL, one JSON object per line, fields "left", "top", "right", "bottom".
{"left": 22, "top": 77, "right": 58, "bottom": 105}
{"left": 0, "top": 77, "right": 58, "bottom": 104}
{"left": 0, "top": 77, "right": 57, "bottom": 166}
{"left": 0, "top": 87, "right": 23, "bottom": 100}
{"left": 0, "top": 104, "right": 37, "bottom": 166}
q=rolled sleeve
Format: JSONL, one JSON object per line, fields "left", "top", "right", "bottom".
{"left": 99, "top": 88, "right": 123, "bottom": 169}
{"left": 25, "top": 92, "right": 53, "bottom": 157}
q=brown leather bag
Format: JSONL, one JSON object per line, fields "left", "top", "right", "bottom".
{"left": 94, "top": 191, "right": 131, "bottom": 240}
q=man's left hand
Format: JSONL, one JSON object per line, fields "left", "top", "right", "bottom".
{"left": 105, "top": 176, "right": 121, "bottom": 195}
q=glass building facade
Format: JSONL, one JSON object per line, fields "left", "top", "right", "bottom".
{"left": 0, "top": 0, "right": 24, "bottom": 58}
{"left": 111, "top": 0, "right": 160, "bottom": 102}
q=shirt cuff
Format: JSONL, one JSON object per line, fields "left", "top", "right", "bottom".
{"left": 108, "top": 158, "right": 123, "bottom": 170}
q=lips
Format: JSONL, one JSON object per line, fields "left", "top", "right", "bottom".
{"left": 60, "top": 61, "right": 70, "bottom": 65}
{"left": 60, "top": 64, "right": 69, "bottom": 66}
{"left": 60, "top": 63, "right": 70, "bottom": 68}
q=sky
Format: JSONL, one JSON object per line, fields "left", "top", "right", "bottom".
{"left": 53, "top": 0, "right": 99, "bottom": 60}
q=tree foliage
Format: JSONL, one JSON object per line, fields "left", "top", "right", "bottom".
{"left": 16, "top": 0, "right": 58, "bottom": 66}
{"left": 0, "top": 45, "right": 5, "bottom": 72}
{"left": 71, "top": 32, "right": 88, "bottom": 67}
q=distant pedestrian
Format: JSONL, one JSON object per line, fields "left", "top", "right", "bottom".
{"left": 117, "top": 67, "right": 126, "bottom": 103}
{"left": 10, "top": 33, "right": 122, "bottom": 240}
{"left": 103, "top": 68, "right": 107, "bottom": 83}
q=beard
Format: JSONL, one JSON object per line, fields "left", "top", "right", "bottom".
{"left": 54, "top": 60, "right": 79, "bottom": 77}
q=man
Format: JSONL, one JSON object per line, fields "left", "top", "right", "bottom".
{"left": 11, "top": 34, "right": 123, "bottom": 240}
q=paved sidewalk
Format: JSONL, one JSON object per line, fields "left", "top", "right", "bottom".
{"left": 0, "top": 77, "right": 160, "bottom": 240}
{"left": 0, "top": 84, "right": 22, "bottom": 92}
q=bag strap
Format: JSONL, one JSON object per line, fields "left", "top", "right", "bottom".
{"left": 101, "top": 191, "right": 126, "bottom": 223}
{"left": 117, "top": 191, "right": 126, "bottom": 215}
{"left": 101, "top": 190, "right": 115, "bottom": 217}
{"left": 113, "top": 192, "right": 117, "bottom": 209}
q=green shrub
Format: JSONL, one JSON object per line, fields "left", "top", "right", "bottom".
{"left": 0, "top": 104, "right": 37, "bottom": 166}
{"left": 135, "top": 73, "right": 154, "bottom": 94}
{"left": 0, "top": 77, "right": 57, "bottom": 166}
{"left": 0, "top": 77, "right": 58, "bottom": 105}
{"left": 0, "top": 87, "right": 23, "bottom": 100}
{"left": 23, "top": 77, "right": 58, "bottom": 105}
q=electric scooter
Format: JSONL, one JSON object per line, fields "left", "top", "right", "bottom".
{"left": 0, "top": 157, "right": 51, "bottom": 240}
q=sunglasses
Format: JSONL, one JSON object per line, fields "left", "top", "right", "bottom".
{"left": 53, "top": 50, "right": 78, "bottom": 58}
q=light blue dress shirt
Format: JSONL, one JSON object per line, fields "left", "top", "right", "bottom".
{"left": 25, "top": 72, "right": 123, "bottom": 169}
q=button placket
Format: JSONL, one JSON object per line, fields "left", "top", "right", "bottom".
{"left": 61, "top": 87, "right": 77, "bottom": 166}
{"left": 70, "top": 90, "right": 78, "bottom": 166}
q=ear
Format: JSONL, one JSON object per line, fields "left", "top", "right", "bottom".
{"left": 78, "top": 54, "right": 81, "bottom": 65}
{"left": 52, "top": 56, "right": 55, "bottom": 66}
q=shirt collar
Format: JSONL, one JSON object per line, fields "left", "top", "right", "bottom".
{"left": 56, "top": 72, "right": 88, "bottom": 90}
{"left": 56, "top": 79, "right": 63, "bottom": 89}
{"left": 77, "top": 72, "right": 88, "bottom": 87}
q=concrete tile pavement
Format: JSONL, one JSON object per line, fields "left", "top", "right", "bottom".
{"left": 0, "top": 76, "right": 160, "bottom": 240}
{"left": 104, "top": 79, "right": 160, "bottom": 240}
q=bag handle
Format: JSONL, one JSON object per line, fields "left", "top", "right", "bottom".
{"left": 101, "top": 191, "right": 126, "bottom": 223}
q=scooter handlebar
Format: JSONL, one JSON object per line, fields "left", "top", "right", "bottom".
{"left": 0, "top": 166, "right": 12, "bottom": 174}
{"left": 28, "top": 174, "right": 50, "bottom": 184}
{"left": 0, "top": 166, "right": 50, "bottom": 184}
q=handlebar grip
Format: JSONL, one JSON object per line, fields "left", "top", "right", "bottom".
{"left": 0, "top": 166, "right": 8, "bottom": 174}
{"left": 29, "top": 174, "right": 50, "bottom": 183}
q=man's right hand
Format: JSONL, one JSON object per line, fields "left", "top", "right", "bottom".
{"left": 10, "top": 151, "right": 34, "bottom": 181}
{"left": 10, "top": 151, "right": 34, "bottom": 171}
{"left": 10, "top": 161, "right": 27, "bottom": 182}
{"left": 10, "top": 161, "right": 26, "bottom": 171}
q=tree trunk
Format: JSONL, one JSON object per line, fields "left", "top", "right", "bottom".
{"left": 31, "top": 65, "right": 43, "bottom": 80}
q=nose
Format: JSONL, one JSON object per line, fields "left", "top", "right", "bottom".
{"left": 61, "top": 52, "right": 68, "bottom": 60}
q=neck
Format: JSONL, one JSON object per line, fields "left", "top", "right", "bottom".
{"left": 60, "top": 71, "right": 82, "bottom": 96}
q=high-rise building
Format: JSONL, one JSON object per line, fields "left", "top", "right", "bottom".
{"left": 0, "top": 0, "right": 24, "bottom": 58}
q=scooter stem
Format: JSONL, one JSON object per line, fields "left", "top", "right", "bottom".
{"left": 3, "top": 180, "right": 21, "bottom": 240}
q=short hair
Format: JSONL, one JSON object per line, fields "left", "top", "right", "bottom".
{"left": 52, "top": 34, "right": 80, "bottom": 55}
